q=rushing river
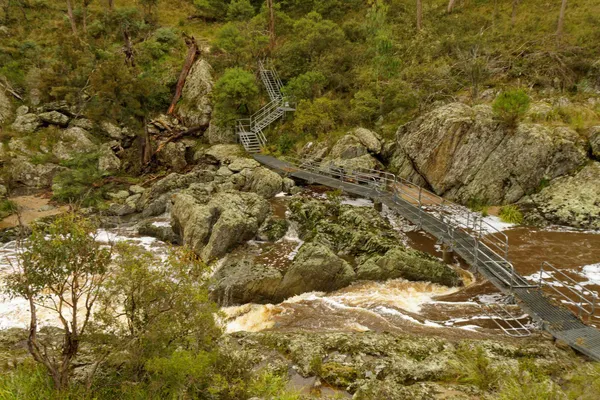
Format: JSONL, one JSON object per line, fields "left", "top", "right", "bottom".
{"left": 1, "top": 192, "right": 599, "bottom": 339}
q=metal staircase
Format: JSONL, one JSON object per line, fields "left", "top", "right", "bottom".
{"left": 236, "top": 60, "right": 294, "bottom": 153}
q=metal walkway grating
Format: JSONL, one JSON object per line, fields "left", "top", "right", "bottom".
{"left": 254, "top": 154, "right": 600, "bottom": 361}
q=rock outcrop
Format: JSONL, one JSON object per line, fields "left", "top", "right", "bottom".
{"left": 177, "top": 59, "right": 213, "bottom": 127}
{"left": 590, "top": 126, "right": 600, "bottom": 159}
{"left": 356, "top": 247, "right": 461, "bottom": 287}
{"left": 11, "top": 113, "right": 41, "bottom": 133}
{"left": 171, "top": 187, "right": 270, "bottom": 261}
{"left": 10, "top": 156, "right": 65, "bottom": 188}
{"left": 211, "top": 258, "right": 283, "bottom": 305}
{"left": 0, "top": 89, "right": 12, "bottom": 125}
{"left": 277, "top": 243, "right": 356, "bottom": 299}
{"left": 525, "top": 162, "right": 600, "bottom": 229}
{"left": 389, "top": 103, "right": 588, "bottom": 204}
{"left": 51, "top": 127, "right": 97, "bottom": 161}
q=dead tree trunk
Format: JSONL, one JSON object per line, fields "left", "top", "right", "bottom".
{"left": 267, "top": 0, "right": 275, "bottom": 50}
{"left": 556, "top": 0, "right": 568, "bottom": 42}
{"left": 416, "top": 0, "right": 423, "bottom": 31}
{"left": 123, "top": 28, "right": 135, "bottom": 67}
{"left": 66, "top": 0, "right": 77, "bottom": 35}
{"left": 167, "top": 36, "right": 200, "bottom": 115}
{"left": 447, "top": 0, "right": 456, "bottom": 13}
{"left": 511, "top": 0, "right": 519, "bottom": 26}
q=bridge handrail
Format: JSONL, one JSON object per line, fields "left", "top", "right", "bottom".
{"left": 539, "top": 261, "right": 597, "bottom": 319}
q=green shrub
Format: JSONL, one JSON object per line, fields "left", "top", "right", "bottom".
{"left": 227, "top": 0, "right": 255, "bottom": 21}
{"left": 493, "top": 89, "right": 531, "bottom": 127}
{"left": 52, "top": 153, "right": 104, "bottom": 207}
{"left": 499, "top": 205, "right": 524, "bottom": 224}
{"left": 449, "top": 346, "right": 502, "bottom": 391}
{"left": 467, "top": 197, "right": 489, "bottom": 216}
{"left": 0, "top": 199, "right": 17, "bottom": 219}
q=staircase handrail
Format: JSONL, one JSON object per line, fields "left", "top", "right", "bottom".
{"left": 250, "top": 99, "right": 283, "bottom": 125}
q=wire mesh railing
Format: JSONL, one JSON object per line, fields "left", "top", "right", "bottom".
{"left": 539, "top": 261, "right": 597, "bottom": 321}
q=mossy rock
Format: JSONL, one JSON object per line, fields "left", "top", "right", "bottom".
{"left": 320, "top": 362, "right": 359, "bottom": 388}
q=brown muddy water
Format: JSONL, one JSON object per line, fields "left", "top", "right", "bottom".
{"left": 224, "top": 190, "right": 600, "bottom": 338}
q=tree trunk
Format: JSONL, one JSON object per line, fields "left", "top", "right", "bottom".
{"left": 267, "top": 0, "right": 275, "bottom": 50}
{"left": 511, "top": 0, "right": 519, "bottom": 26}
{"left": 447, "top": 0, "right": 456, "bottom": 13}
{"left": 167, "top": 36, "right": 200, "bottom": 115}
{"left": 123, "top": 28, "right": 135, "bottom": 67}
{"left": 556, "top": 0, "right": 568, "bottom": 41}
{"left": 66, "top": 0, "right": 77, "bottom": 35}
{"left": 108, "top": 0, "right": 114, "bottom": 10}
{"left": 416, "top": 0, "right": 422, "bottom": 31}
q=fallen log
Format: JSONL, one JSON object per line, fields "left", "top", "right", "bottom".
{"left": 167, "top": 35, "right": 200, "bottom": 115}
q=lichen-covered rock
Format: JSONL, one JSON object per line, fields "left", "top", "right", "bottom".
{"left": 300, "top": 141, "right": 330, "bottom": 162}
{"left": 329, "top": 135, "right": 368, "bottom": 160}
{"left": 352, "top": 127, "right": 382, "bottom": 154}
{"left": 107, "top": 203, "right": 136, "bottom": 216}
{"left": 11, "top": 113, "right": 41, "bottom": 133}
{"left": 257, "top": 217, "right": 289, "bottom": 242}
{"left": 211, "top": 257, "right": 283, "bottom": 305}
{"left": 138, "top": 221, "right": 181, "bottom": 244}
{"left": 177, "top": 59, "right": 213, "bottom": 127}
{"left": 11, "top": 156, "right": 65, "bottom": 188}
{"left": 52, "top": 127, "right": 97, "bottom": 161}
{"left": 356, "top": 247, "right": 461, "bottom": 287}
{"left": 245, "top": 167, "right": 283, "bottom": 198}
{"left": 100, "top": 121, "right": 126, "bottom": 140}
{"left": 171, "top": 189, "right": 270, "bottom": 261}
{"left": 70, "top": 118, "right": 95, "bottom": 131}
{"left": 38, "top": 110, "right": 69, "bottom": 127}
{"left": 207, "top": 123, "right": 235, "bottom": 144}
{"left": 228, "top": 157, "right": 260, "bottom": 172}
{"left": 204, "top": 144, "right": 244, "bottom": 163}
{"left": 157, "top": 141, "right": 187, "bottom": 172}
{"left": 526, "top": 162, "right": 600, "bottom": 229}
{"left": 277, "top": 243, "right": 355, "bottom": 299}
{"left": 0, "top": 89, "right": 12, "bottom": 125}
{"left": 329, "top": 154, "right": 380, "bottom": 171}
{"left": 390, "top": 103, "right": 588, "bottom": 204}
{"left": 98, "top": 143, "right": 121, "bottom": 172}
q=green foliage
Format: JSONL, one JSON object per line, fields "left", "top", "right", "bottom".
{"left": 293, "top": 97, "right": 341, "bottom": 136}
{"left": 496, "top": 359, "right": 563, "bottom": 400}
{"left": 214, "top": 22, "right": 269, "bottom": 65}
{"left": 227, "top": 0, "right": 255, "bottom": 21}
{"left": 467, "top": 196, "right": 489, "bottom": 216}
{"left": 282, "top": 71, "right": 327, "bottom": 101}
{"left": 499, "top": 205, "right": 524, "bottom": 224}
{"left": 351, "top": 89, "right": 380, "bottom": 124}
{"left": 213, "top": 67, "right": 259, "bottom": 126}
{"left": 493, "top": 89, "right": 531, "bottom": 127}
{"left": 52, "top": 153, "right": 104, "bottom": 207}
{"left": 193, "top": 0, "right": 228, "bottom": 20}
{"left": 450, "top": 346, "right": 501, "bottom": 391}
{"left": 0, "top": 199, "right": 17, "bottom": 219}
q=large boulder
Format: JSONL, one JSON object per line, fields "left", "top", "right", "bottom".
{"left": 352, "top": 127, "right": 382, "bottom": 154}
{"left": 245, "top": 167, "right": 283, "bottom": 198}
{"left": 11, "top": 113, "right": 41, "bottom": 133}
{"left": 11, "top": 156, "right": 65, "bottom": 188}
{"left": 211, "top": 257, "right": 283, "bottom": 305}
{"left": 157, "top": 141, "right": 187, "bottom": 172}
{"left": 0, "top": 89, "right": 12, "bottom": 125}
{"left": 390, "top": 103, "right": 588, "bottom": 204}
{"left": 356, "top": 247, "right": 461, "bottom": 287}
{"left": 52, "top": 127, "right": 97, "bottom": 161}
{"left": 277, "top": 243, "right": 356, "bottom": 300}
{"left": 207, "top": 123, "right": 236, "bottom": 144}
{"left": 526, "top": 162, "right": 600, "bottom": 229}
{"left": 177, "top": 59, "right": 213, "bottom": 127}
{"left": 171, "top": 188, "right": 270, "bottom": 261}
{"left": 98, "top": 143, "right": 121, "bottom": 172}
{"left": 38, "top": 111, "right": 69, "bottom": 127}
{"left": 329, "top": 135, "right": 369, "bottom": 160}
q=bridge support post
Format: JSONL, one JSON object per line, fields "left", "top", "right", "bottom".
{"left": 442, "top": 244, "right": 454, "bottom": 264}
{"left": 374, "top": 199, "right": 382, "bottom": 212}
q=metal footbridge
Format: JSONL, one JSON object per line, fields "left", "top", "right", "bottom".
{"left": 253, "top": 154, "right": 600, "bottom": 361}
